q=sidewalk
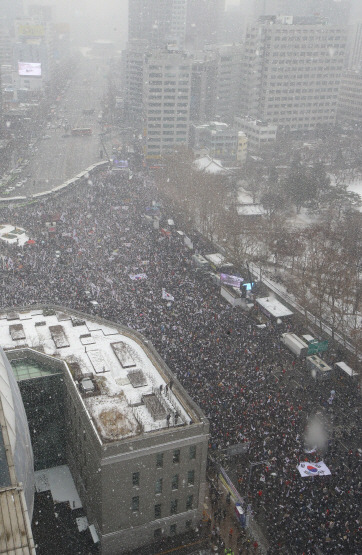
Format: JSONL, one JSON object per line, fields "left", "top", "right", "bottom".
{"left": 203, "top": 481, "right": 264, "bottom": 555}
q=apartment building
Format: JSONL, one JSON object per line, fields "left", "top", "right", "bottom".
{"left": 240, "top": 15, "right": 348, "bottom": 131}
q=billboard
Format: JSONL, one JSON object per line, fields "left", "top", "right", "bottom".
{"left": 17, "top": 23, "right": 45, "bottom": 37}
{"left": 18, "top": 62, "right": 41, "bottom": 77}
{"left": 220, "top": 273, "right": 244, "bottom": 288}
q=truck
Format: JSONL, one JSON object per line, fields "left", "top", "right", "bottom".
{"left": 281, "top": 333, "right": 309, "bottom": 357}
{"left": 191, "top": 254, "right": 210, "bottom": 271}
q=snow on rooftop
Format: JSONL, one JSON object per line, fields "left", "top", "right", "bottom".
{"left": 0, "top": 310, "right": 192, "bottom": 443}
{"left": 256, "top": 296, "right": 293, "bottom": 318}
{"left": 0, "top": 224, "right": 29, "bottom": 246}
{"left": 194, "top": 156, "right": 228, "bottom": 174}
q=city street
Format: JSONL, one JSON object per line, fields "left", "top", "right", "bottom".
{"left": 16, "top": 53, "right": 109, "bottom": 196}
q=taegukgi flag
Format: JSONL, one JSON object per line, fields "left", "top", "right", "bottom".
{"left": 297, "top": 461, "right": 331, "bottom": 477}
{"left": 162, "top": 288, "right": 174, "bottom": 301}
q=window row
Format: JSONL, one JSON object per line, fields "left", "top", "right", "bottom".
{"left": 157, "top": 446, "right": 196, "bottom": 467}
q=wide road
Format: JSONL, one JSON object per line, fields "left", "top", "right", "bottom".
{"left": 19, "top": 52, "right": 109, "bottom": 196}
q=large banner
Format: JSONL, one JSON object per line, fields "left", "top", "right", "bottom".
{"left": 220, "top": 273, "right": 244, "bottom": 288}
{"left": 297, "top": 461, "right": 331, "bottom": 477}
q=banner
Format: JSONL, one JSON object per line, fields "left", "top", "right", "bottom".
{"left": 297, "top": 461, "right": 331, "bottom": 477}
{"left": 220, "top": 273, "right": 244, "bottom": 288}
{"left": 129, "top": 273, "right": 147, "bottom": 280}
{"left": 162, "top": 289, "right": 174, "bottom": 301}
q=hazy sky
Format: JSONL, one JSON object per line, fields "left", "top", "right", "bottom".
{"left": 19, "top": 0, "right": 362, "bottom": 49}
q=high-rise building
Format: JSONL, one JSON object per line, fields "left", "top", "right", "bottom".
{"left": 348, "top": 21, "right": 362, "bottom": 69}
{"left": 207, "top": 43, "right": 243, "bottom": 123}
{"left": 185, "top": 0, "right": 225, "bottom": 49}
{"left": 122, "top": 39, "right": 148, "bottom": 128}
{"left": 253, "top": 0, "right": 351, "bottom": 25}
{"left": 240, "top": 16, "right": 348, "bottom": 131}
{"left": 143, "top": 49, "right": 192, "bottom": 158}
{"left": 190, "top": 54, "right": 217, "bottom": 123}
{"left": 337, "top": 69, "right": 362, "bottom": 125}
{"left": 128, "top": 0, "right": 187, "bottom": 49}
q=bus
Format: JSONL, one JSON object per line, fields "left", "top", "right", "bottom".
{"left": 71, "top": 128, "right": 92, "bottom": 136}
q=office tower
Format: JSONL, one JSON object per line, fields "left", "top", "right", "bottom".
{"left": 190, "top": 54, "right": 217, "bottom": 123}
{"left": 185, "top": 0, "right": 225, "bottom": 49}
{"left": 348, "top": 22, "right": 362, "bottom": 69}
{"left": 0, "top": 306, "right": 209, "bottom": 555}
{"left": 13, "top": 17, "right": 55, "bottom": 90}
{"left": 240, "top": 16, "right": 348, "bottom": 131}
{"left": 253, "top": 0, "right": 351, "bottom": 24}
{"left": 143, "top": 49, "right": 192, "bottom": 158}
{"left": 207, "top": 43, "right": 243, "bottom": 123}
{"left": 128, "top": 0, "right": 187, "bottom": 48}
{"left": 337, "top": 69, "right": 362, "bottom": 125}
{"left": 122, "top": 39, "right": 148, "bottom": 127}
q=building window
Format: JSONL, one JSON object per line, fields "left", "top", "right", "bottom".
{"left": 155, "top": 478, "right": 163, "bottom": 494}
{"left": 189, "top": 445, "right": 196, "bottom": 460}
{"left": 156, "top": 453, "right": 163, "bottom": 468}
{"left": 171, "top": 475, "right": 179, "bottom": 490}
{"left": 154, "top": 528, "right": 162, "bottom": 540}
{"left": 132, "top": 472, "right": 140, "bottom": 487}
{"left": 173, "top": 449, "right": 180, "bottom": 464}
{"left": 131, "top": 496, "right": 139, "bottom": 512}
{"left": 186, "top": 495, "right": 194, "bottom": 510}
{"left": 188, "top": 470, "right": 195, "bottom": 486}
{"left": 170, "top": 523, "right": 177, "bottom": 536}
{"left": 154, "top": 504, "right": 162, "bottom": 519}
{"left": 171, "top": 499, "right": 178, "bottom": 515}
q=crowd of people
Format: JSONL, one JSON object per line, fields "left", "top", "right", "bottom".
{"left": 0, "top": 169, "right": 360, "bottom": 554}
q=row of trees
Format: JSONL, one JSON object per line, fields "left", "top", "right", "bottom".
{"left": 156, "top": 149, "right": 361, "bottom": 364}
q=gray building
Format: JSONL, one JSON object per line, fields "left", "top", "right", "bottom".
{"left": 0, "top": 346, "right": 35, "bottom": 555}
{"left": 0, "top": 306, "right": 209, "bottom": 555}
{"left": 337, "top": 69, "right": 362, "bottom": 125}
{"left": 128, "top": 0, "right": 188, "bottom": 49}
{"left": 241, "top": 15, "right": 348, "bottom": 131}
{"left": 143, "top": 48, "right": 192, "bottom": 158}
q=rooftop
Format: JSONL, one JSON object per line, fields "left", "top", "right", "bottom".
{"left": 0, "top": 308, "right": 197, "bottom": 445}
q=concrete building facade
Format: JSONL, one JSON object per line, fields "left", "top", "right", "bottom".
{"left": 240, "top": 16, "right": 348, "bottom": 131}
{"left": 143, "top": 49, "right": 192, "bottom": 158}
{"left": 235, "top": 116, "right": 277, "bottom": 151}
{"left": 337, "top": 69, "right": 362, "bottom": 125}
{"left": 128, "top": 0, "right": 188, "bottom": 49}
{"left": 0, "top": 306, "right": 209, "bottom": 555}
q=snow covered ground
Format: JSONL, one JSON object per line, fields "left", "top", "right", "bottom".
{"left": 347, "top": 180, "right": 362, "bottom": 210}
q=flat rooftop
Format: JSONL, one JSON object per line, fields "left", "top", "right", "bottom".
{"left": 0, "top": 308, "right": 195, "bottom": 444}
{"left": 256, "top": 296, "right": 293, "bottom": 319}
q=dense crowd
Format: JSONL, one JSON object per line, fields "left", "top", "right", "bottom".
{"left": 0, "top": 170, "right": 360, "bottom": 554}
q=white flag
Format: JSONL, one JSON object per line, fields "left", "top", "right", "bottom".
{"left": 297, "top": 461, "right": 331, "bottom": 477}
{"left": 162, "top": 288, "right": 174, "bottom": 301}
{"left": 129, "top": 273, "right": 148, "bottom": 280}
